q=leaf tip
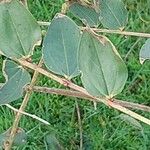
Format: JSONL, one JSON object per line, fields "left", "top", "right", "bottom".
{"left": 0, "top": 0, "right": 11, "bottom": 4}
{"left": 55, "top": 13, "right": 66, "bottom": 19}
{"left": 139, "top": 58, "right": 145, "bottom": 64}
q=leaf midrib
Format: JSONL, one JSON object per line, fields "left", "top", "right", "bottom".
{"left": 8, "top": 8, "right": 26, "bottom": 57}
{"left": 0, "top": 69, "right": 22, "bottom": 103}
{"left": 92, "top": 37, "right": 109, "bottom": 96}
{"left": 72, "top": 3, "right": 98, "bottom": 26}
{"left": 104, "top": 0, "right": 122, "bottom": 27}
{"left": 59, "top": 21, "right": 70, "bottom": 77}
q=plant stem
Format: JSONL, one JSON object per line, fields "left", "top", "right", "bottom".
{"left": 108, "top": 101, "right": 150, "bottom": 125}
{"left": 16, "top": 59, "right": 150, "bottom": 126}
{"left": 4, "top": 59, "right": 43, "bottom": 150}
{"left": 124, "top": 38, "right": 141, "bottom": 60}
{"left": 20, "top": 0, "right": 28, "bottom": 8}
{"left": 4, "top": 84, "right": 150, "bottom": 113}
{"left": 17, "top": 59, "right": 105, "bottom": 104}
{"left": 5, "top": 104, "right": 50, "bottom": 125}
{"left": 37, "top": 21, "right": 150, "bottom": 38}
{"left": 75, "top": 100, "right": 83, "bottom": 150}
{"left": 38, "top": 21, "right": 50, "bottom": 26}
{"left": 31, "top": 86, "right": 150, "bottom": 112}
{"left": 61, "top": 2, "right": 69, "bottom": 14}
{"left": 88, "top": 28, "right": 150, "bottom": 38}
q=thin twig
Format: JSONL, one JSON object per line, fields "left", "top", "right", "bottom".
{"left": 5, "top": 104, "right": 50, "bottom": 125}
{"left": 16, "top": 59, "right": 150, "bottom": 126}
{"left": 89, "top": 28, "right": 150, "bottom": 38}
{"left": 37, "top": 21, "right": 150, "bottom": 38}
{"left": 38, "top": 21, "right": 50, "bottom": 26}
{"left": 124, "top": 38, "right": 141, "bottom": 61}
{"left": 1, "top": 84, "right": 148, "bottom": 112}
{"left": 61, "top": 2, "right": 69, "bottom": 14}
{"left": 114, "top": 100, "right": 150, "bottom": 112}
{"left": 20, "top": 0, "right": 28, "bottom": 9}
{"left": 108, "top": 101, "right": 150, "bottom": 125}
{"left": 75, "top": 100, "right": 83, "bottom": 150}
{"left": 4, "top": 59, "right": 43, "bottom": 150}
{"left": 17, "top": 59, "right": 105, "bottom": 104}
{"left": 31, "top": 86, "right": 150, "bottom": 112}
{"left": 124, "top": 26, "right": 150, "bottom": 60}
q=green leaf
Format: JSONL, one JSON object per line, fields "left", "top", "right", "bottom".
{"left": 78, "top": 31, "right": 128, "bottom": 98}
{"left": 69, "top": 2, "right": 100, "bottom": 27}
{"left": 43, "top": 13, "right": 81, "bottom": 79}
{"left": 119, "top": 114, "right": 143, "bottom": 130}
{"left": 99, "top": 0, "right": 128, "bottom": 29}
{"left": 139, "top": 38, "right": 150, "bottom": 64}
{"left": 0, "top": 60, "right": 31, "bottom": 105}
{"left": 0, "top": 128, "right": 27, "bottom": 147}
{"left": 44, "top": 133, "right": 63, "bottom": 150}
{"left": 0, "top": 0, "right": 41, "bottom": 59}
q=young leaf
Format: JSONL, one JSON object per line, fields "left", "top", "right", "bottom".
{"left": 44, "top": 133, "right": 63, "bottom": 150}
{"left": 0, "top": 128, "right": 27, "bottom": 147}
{"left": 139, "top": 38, "right": 150, "bottom": 64}
{"left": 0, "top": 0, "right": 41, "bottom": 59}
{"left": 43, "top": 13, "right": 81, "bottom": 79}
{"left": 99, "top": 0, "right": 128, "bottom": 29}
{"left": 78, "top": 31, "right": 128, "bottom": 98}
{"left": 0, "top": 60, "right": 31, "bottom": 105}
{"left": 69, "top": 2, "right": 100, "bottom": 27}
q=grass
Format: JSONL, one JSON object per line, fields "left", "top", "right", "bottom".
{"left": 0, "top": 0, "right": 150, "bottom": 149}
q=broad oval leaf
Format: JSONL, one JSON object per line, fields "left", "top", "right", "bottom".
{"left": 118, "top": 114, "right": 143, "bottom": 130}
{"left": 0, "top": 128, "right": 27, "bottom": 147}
{"left": 78, "top": 31, "right": 128, "bottom": 98}
{"left": 69, "top": 2, "right": 100, "bottom": 27}
{"left": 139, "top": 38, "right": 150, "bottom": 64}
{"left": 0, "top": 60, "right": 31, "bottom": 105}
{"left": 43, "top": 13, "right": 81, "bottom": 79}
{"left": 0, "top": 0, "right": 41, "bottom": 59}
{"left": 44, "top": 133, "right": 63, "bottom": 150}
{"left": 99, "top": 0, "right": 128, "bottom": 29}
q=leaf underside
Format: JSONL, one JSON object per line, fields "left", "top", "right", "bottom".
{"left": 119, "top": 114, "right": 143, "bottom": 130}
{"left": 43, "top": 13, "right": 81, "bottom": 79}
{"left": 0, "top": 60, "right": 31, "bottom": 105}
{"left": 0, "top": 0, "right": 41, "bottom": 59}
{"left": 78, "top": 31, "right": 128, "bottom": 98}
{"left": 139, "top": 38, "right": 150, "bottom": 64}
{"left": 44, "top": 133, "right": 63, "bottom": 150}
{"left": 0, "top": 128, "right": 27, "bottom": 147}
{"left": 69, "top": 2, "right": 100, "bottom": 27}
{"left": 99, "top": 0, "right": 128, "bottom": 29}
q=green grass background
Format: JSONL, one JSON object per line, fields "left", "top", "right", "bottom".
{"left": 0, "top": 0, "right": 150, "bottom": 149}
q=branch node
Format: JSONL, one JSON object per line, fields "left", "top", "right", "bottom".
{"left": 62, "top": 79, "right": 70, "bottom": 87}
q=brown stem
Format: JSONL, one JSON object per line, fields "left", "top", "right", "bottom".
{"left": 61, "top": 2, "right": 69, "bottom": 14}
{"left": 114, "top": 100, "right": 150, "bottom": 112}
{"left": 17, "top": 58, "right": 107, "bottom": 105}
{"left": 4, "top": 59, "right": 43, "bottom": 150}
{"left": 20, "top": 0, "right": 28, "bottom": 8}
{"left": 16, "top": 59, "right": 150, "bottom": 125}
{"left": 5, "top": 104, "right": 50, "bottom": 125}
{"left": 32, "top": 86, "right": 150, "bottom": 112}
{"left": 88, "top": 28, "right": 150, "bottom": 38}
{"left": 75, "top": 100, "right": 83, "bottom": 150}
{"left": 37, "top": 21, "right": 150, "bottom": 38}
{"left": 108, "top": 101, "right": 150, "bottom": 125}
{"left": 0, "top": 84, "right": 148, "bottom": 112}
